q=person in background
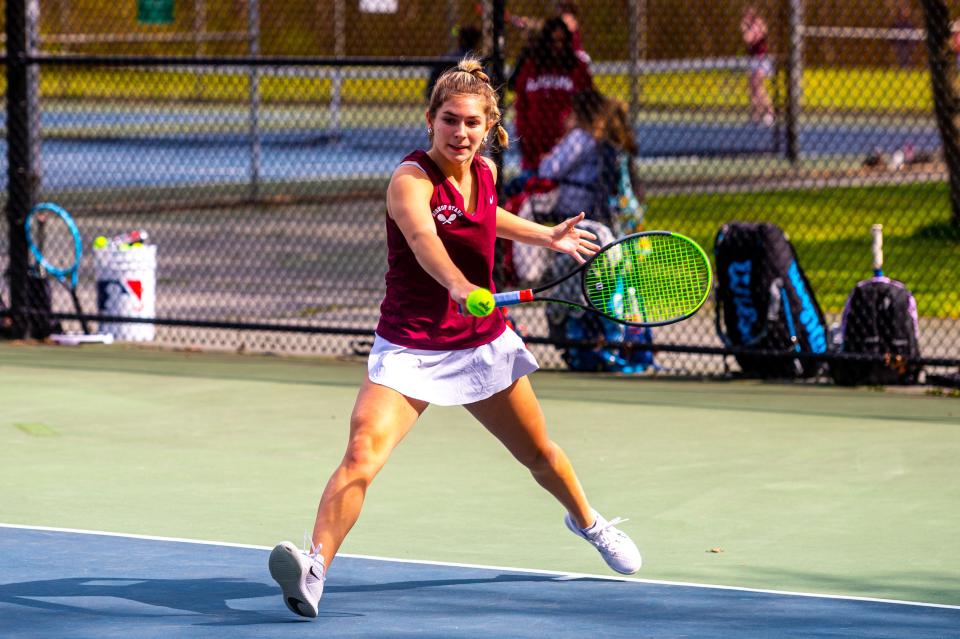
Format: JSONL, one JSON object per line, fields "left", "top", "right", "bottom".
{"left": 888, "top": 0, "right": 917, "bottom": 68}
{"left": 740, "top": 5, "right": 775, "bottom": 127}
{"left": 555, "top": 0, "right": 590, "bottom": 66}
{"left": 537, "top": 90, "right": 654, "bottom": 374}
{"left": 602, "top": 97, "right": 647, "bottom": 236}
{"left": 267, "top": 58, "right": 642, "bottom": 620}
{"left": 951, "top": 20, "right": 960, "bottom": 70}
{"left": 511, "top": 17, "right": 594, "bottom": 189}
{"left": 508, "top": 1, "right": 590, "bottom": 94}
{"left": 538, "top": 90, "right": 640, "bottom": 230}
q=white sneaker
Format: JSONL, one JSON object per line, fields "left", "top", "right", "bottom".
{"left": 565, "top": 511, "right": 642, "bottom": 575}
{"left": 268, "top": 541, "right": 325, "bottom": 618}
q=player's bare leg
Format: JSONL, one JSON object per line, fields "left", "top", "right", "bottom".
{"left": 312, "top": 377, "right": 427, "bottom": 567}
{"left": 270, "top": 378, "right": 426, "bottom": 617}
{"left": 466, "top": 377, "right": 641, "bottom": 574}
{"left": 465, "top": 377, "right": 593, "bottom": 528}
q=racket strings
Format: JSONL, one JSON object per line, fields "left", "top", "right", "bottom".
{"left": 634, "top": 236, "right": 709, "bottom": 320}
{"left": 585, "top": 234, "right": 711, "bottom": 324}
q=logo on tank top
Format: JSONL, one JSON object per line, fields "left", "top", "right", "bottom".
{"left": 525, "top": 74, "right": 575, "bottom": 93}
{"left": 432, "top": 203, "right": 465, "bottom": 225}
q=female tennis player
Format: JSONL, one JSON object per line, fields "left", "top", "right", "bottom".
{"left": 268, "top": 57, "right": 642, "bottom": 619}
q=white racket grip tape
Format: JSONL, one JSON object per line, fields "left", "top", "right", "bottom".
{"left": 493, "top": 290, "right": 534, "bottom": 307}
{"left": 871, "top": 224, "right": 883, "bottom": 275}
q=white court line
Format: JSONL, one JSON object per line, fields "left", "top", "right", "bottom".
{"left": 2, "top": 522, "right": 958, "bottom": 611}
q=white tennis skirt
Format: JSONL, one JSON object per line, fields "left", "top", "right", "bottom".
{"left": 367, "top": 328, "right": 539, "bottom": 406}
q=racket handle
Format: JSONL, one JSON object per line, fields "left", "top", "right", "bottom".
{"left": 457, "top": 289, "right": 534, "bottom": 315}
{"left": 493, "top": 290, "right": 534, "bottom": 307}
{"left": 871, "top": 224, "right": 883, "bottom": 276}
{"left": 70, "top": 289, "right": 91, "bottom": 335}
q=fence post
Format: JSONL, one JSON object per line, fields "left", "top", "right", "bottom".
{"left": 330, "top": 0, "right": 345, "bottom": 141}
{"left": 919, "top": 0, "right": 960, "bottom": 229}
{"left": 247, "top": 0, "right": 261, "bottom": 201}
{"left": 489, "top": 0, "right": 506, "bottom": 289}
{"left": 628, "top": 0, "right": 647, "bottom": 125}
{"left": 785, "top": 0, "right": 803, "bottom": 163}
{"left": 5, "top": 0, "right": 37, "bottom": 338}
{"left": 27, "top": 0, "right": 42, "bottom": 191}
{"left": 489, "top": 0, "right": 505, "bottom": 182}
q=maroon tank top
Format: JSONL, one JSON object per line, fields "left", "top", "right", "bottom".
{"left": 375, "top": 150, "right": 506, "bottom": 349}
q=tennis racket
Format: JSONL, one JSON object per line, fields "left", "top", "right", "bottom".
{"left": 493, "top": 231, "right": 713, "bottom": 327}
{"left": 25, "top": 202, "right": 90, "bottom": 334}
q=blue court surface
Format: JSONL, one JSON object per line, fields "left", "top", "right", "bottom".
{"left": 2, "top": 525, "right": 957, "bottom": 638}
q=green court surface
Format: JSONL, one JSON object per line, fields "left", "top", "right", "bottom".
{"left": 1, "top": 342, "right": 958, "bottom": 606}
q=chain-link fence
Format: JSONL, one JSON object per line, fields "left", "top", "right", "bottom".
{"left": 2, "top": 0, "right": 958, "bottom": 381}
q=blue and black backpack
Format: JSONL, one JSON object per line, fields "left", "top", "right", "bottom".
{"left": 714, "top": 221, "right": 828, "bottom": 378}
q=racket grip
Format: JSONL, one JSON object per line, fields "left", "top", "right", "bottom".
{"left": 871, "top": 224, "right": 883, "bottom": 276}
{"left": 493, "top": 290, "right": 534, "bottom": 307}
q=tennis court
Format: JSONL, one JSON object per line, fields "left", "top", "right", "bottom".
{"left": 2, "top": 342, "right": 958, "bottom": 637}
{"left": 4, "top": 3, "right": 960, "bottom": 635}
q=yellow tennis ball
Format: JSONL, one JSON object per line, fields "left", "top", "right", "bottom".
{"left": 465, "top": 288, "right": 495, "bottom": 317}
{"left": 93, "top": 236, "right": 108, "bottom": 250}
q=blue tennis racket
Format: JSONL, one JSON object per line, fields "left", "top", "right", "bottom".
{"left": 25, "top": 202, "right": 90, "bottom": 334}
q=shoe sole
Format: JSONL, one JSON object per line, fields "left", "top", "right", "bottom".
{"left": 268, "top": 543, "right": 318, "bottom": 618}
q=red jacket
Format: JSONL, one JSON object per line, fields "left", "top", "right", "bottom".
{"left": 513, "top": 57, "right": 593, "bottom": 170}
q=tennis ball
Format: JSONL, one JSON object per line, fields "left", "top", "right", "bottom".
{"left": 93, "top": 236, "right": 108, "bottom": 250}
{"left": 465, "top": 288, "right": 495, "bottom": 317}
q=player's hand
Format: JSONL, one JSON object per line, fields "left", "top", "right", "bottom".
{"left": 449, "top": 282, "right": 479, "bottom": 307}
{"left": 548, "top": 212, "right": 600, "bottom": 263}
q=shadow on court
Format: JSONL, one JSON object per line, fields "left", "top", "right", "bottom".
{"left": 1, "top": 525, "right": 958, "bottom": 639}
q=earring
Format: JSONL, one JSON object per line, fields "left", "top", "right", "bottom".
{"left": 482, "top": 134, "right": 489, "bottom": 145}
{"left": 427, "top": 126, "right": 433, "bottom": 136}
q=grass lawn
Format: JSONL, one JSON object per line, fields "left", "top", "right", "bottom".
{"left": 648, "top": 181, "right": 960, "bottom": 318}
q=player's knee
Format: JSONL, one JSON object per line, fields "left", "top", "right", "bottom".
{"left": 342, "top": 429, "right": 389, "bottom": 480}
{"left": 522, "top": 441, "right": 560, "bottom": 474}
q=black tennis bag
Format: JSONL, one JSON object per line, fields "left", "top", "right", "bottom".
{"left": 830, "top": 277, "right": 921, "bottom": 385}
{"left": 714, "top": 222, "right": 828, "bottom": 378}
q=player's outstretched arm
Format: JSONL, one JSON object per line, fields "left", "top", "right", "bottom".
{"left": 496, "top": 208, "right": 599, "bottom": 263}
